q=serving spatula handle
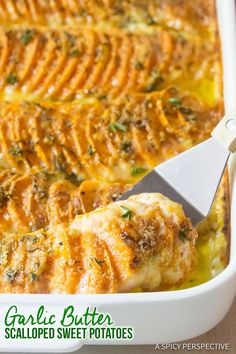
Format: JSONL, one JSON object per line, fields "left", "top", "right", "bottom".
{"left": 212, "top": 115, "right": 236, "bottom": 152}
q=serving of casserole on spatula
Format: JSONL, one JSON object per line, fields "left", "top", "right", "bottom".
{"left": 120, "top": 114, "right": 236, "bottom": 225}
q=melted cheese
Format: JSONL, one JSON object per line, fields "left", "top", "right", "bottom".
{"left": 0, "top": 0, "right": 228, "bottom": 293}
{"left": 0, "top": 193, "right": 197, "bottom": 293}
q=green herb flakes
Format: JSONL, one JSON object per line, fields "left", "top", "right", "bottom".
{"left": 43, "top": 135, "right": 55, "bottom": 145}
{"left": 94, "top": 257, "right": 104, "bottom": 267}
{"left": 0, "top": 187, "right": 9, "bottom": 207}
{"left": 145, "top": 71, "right": 163, "bottom": 92}
{"left": 98, "top": 95, "right": 107, "bottom": 100}
{"left": 147, "top": 17, "right": 156, "bottom": 25}
{"left": 120, "top": 206, "right": 132, "bottom": 220}
{"left": 185, "top": 114, "right": 197, "bottom": 122}
{"left": 21, "top": 29, "right": 34, "bottom": 44}
{"left": 109, "top": 121, "right": 127, "bottom": 132}
{"left": 179, "top": 107, "right": 193, "bottom": 115}
{"left": 121, "top": 141, "right": 132, "bottom": 153}
{"left": 131, "top": 166, "right": 148, "bottom": 176}
{"left": 6, "top": 73, "right": 18, "bottom": 85}
{"left": 69, "top": 48, "right": 80, "bottom": 57}
{"left": 88, "top": 144, "right": 95, "bottom": 156}
{"left": 179, "top": 228, "right": 192, "bottom": 242}
{"left": 30, "top": 273, "right": 39, "bottom": 282}
{"left": 6, "top": 269, "right": 18, "bottom": 282}
{"left": 65, "top": 172, "right": 83, "bottom": 186}
{"left": 9, "top": 142, "right": 22, "bottom": 156}
{"left": 168, "top": 97, "right": 182, "bottom": 105}
{"left": 134, "top": 61, "right": 144, "bottom": 70}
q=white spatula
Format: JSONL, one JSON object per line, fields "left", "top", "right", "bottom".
{"left": 119, "top": 115, "right": 236, "bottom": 225}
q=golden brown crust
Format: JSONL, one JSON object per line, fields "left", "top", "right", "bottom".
{"left": 0, "top": 169, "right": 129, "bottom": 233}
{"left": 0, "top": 193, "right": 197, "bottom": 294}
{"left": 0, "top": 24, "right": 219, "bottom": 101}
{"left": 0, "top": 0, "right": 217, "bottom": 40}
{"left": 0, "top": 0, "right": 229, "bottom": 293}
{"left": 0, "top": 90, "right": 220, "bottom": 179}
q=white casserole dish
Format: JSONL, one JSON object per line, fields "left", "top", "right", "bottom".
{"left": 0, "top": 0, "right": 236, "bottom": 352}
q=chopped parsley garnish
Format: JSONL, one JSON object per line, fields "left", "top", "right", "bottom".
{"left": 168, "top": 97, "right": 182, "bottom": 105}
{"left": 131, "top": 166, "right": 148, "bottom": 176}
{"left": 43, "top": 135, "right": 55, "bottom": 145}
{"left": 146, "top": 77, "right": 163, "bottom": 92}
{"left": 121, "top": 141, "right": 132, "bottom": 153}
{"left": 69, "top": 48, "right": 80, "bottom": 57}
{"left": 6, "top": 73, "right": 18, "bottom": 85}
{"left": 179, "top": 107, "right": 193, "bottom": 115}
{"left": 98, "top": 95, "right": 107, "bottom": 100}
{"left": 54, "top": 155, "right": 67, "bottom": 173}
{"left": 30, "top": 273, "right": 39, "bottom": 282}
{"left": 9, "top": 142, "right": 22, "bottom": 156}
{"left": 88, "top": 144, "right": 95, "bottom": 156}
{"left": 33, "top": 183, "right": 47, "bottom": 200}
{"left": 0, "top": 187, "right": 9, "bottom": 207}
{"left": 38, "top": 190, "right": 47, "bottom": 200}
{"left": 185, "top": 114, "right": 197, "bottom": 122}
{"left": 65, "top": 172, "right": 83, "bottom": 186}
{"left": 64, "top": 31, "right": 76, "bottom": 46}
{"left": 94, "top": 257, "right": 104, "bottom": 267}
{"left": 179, "top": 228, "right": 192, "bottom": 242}
{"left": 21, "top": 29, "right": 34, "bottom": 44}
{"left": 120, "top": 206, "right": 132, "bottom": 220}
{"left": 109, "top": 121, "right": 127, "bottom": 132}
{"left": 6, "top": 269, "right": 18, "bottom": 282}
{"left": 147, "top": 17, "right": 156, "bottom": 25}
{"left": 134, "top": 61, "right": 144, "bottom": 70}
{"left": 145, "top": 70, "right": 163, "bottom": 92}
